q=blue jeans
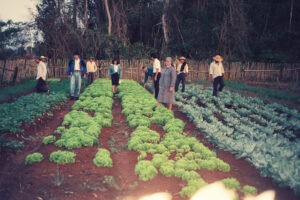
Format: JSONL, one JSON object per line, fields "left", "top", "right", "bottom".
{"left": 70, "top": 71, "right": 82, "bottom": 97}
{"left": 213, "top": 76, "right": 225, "bottom": 96}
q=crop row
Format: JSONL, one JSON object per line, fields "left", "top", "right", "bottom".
{"left": 25, "top": 79, "right": 114, "bottom": 167}
{"left": 119, "top": 80, "right": 257, "bottom": 198}
{"left": 174, "top": 85, "right": 300, "bottom": 195}
{"left": 0, "top": 79, "right": 72, "bottom": 134}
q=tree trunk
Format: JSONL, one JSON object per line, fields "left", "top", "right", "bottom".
{"left": 73, "top": 0, "right": 78, "bottom": 27}
{"left": 162, "top": 0, "right": 170, "bottom": 49}
{"left": 104, "top": 0, "right": 112, "bottom": 35}
{"left": 289, "top": 0, "right": 294, "bottom": 32}
{"left": 84, "top": 0, "right": 88, "bottom": 32}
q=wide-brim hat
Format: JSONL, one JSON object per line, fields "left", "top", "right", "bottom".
{"left": 179, "top": 56, "right": 186, "bottom": 60}
{"left": 213, "top": 55, "right": 223, "bottom": 62}
{"left": 40, "top": 56, "right": 47, "bottom": 59}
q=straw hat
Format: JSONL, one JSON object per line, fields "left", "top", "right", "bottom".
{"left": 213, "top": 55, "right": 223, "bottom": 62}
{"left": 179, "top": 56, "right": 186, "bottom": 60}
{"left": 40, "top": 56, "right": 47, "bottom": 59}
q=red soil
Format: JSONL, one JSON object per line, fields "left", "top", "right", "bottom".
{"left": 0, "top": 98, "right": 298, "bottom": 200}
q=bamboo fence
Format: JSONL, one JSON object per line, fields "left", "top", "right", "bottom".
{"left": 0, "top": 59, "right": 299, "bottom": 85}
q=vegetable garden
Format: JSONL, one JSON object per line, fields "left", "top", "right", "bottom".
{"left": 0, "top": 79, "right": 299, "bottom": 200}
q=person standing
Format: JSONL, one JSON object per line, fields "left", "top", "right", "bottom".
{"left": 34, "top": 56, "right": 49, "bottom": 93}
{"left": 87, "top": 56, "right": 98, "bottom": 85}
{"left": 157, "top": 57, "right": 177, "bottom": 110}
{"left": 67, "top": 52, "right": 87, "bottom": 100}
{"left": 151, "top": 53, "right": 161, "bottom": 99}
{"left": 175, "top": 56, "right": 189, "bottom": 92}
{"left": 109, "top": 58, "right": 122, "bottom": 94}
{"left": 40, "top": 56, "right": 49, "bottom": 79}
{"left": 209, "top": 55, "right": 225, "bottom": 96}
{"left": 140, "top": 65, "right": 153, "bottom": 88}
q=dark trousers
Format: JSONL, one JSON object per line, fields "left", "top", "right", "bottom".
{"left": 175, "top": 73, "right": 186, "bottom": 92}
{"left": 87, "top": 72, "right": 95, "bottom": 85}
{"left": 213, "top": 76, "right": 225, "bottom": 96}
{"left": 153, "top": 73, "right": 161, "bottom": 99}
{"left": 36, "top": 77, "right": 48, "bottom": 93}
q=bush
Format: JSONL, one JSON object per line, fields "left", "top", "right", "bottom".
{"left": 25, "top": 152, "right": 44, "bottom": 165}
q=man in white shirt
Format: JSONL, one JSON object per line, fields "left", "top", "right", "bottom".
{"left": 34, "top": 56, "right": 49, "bottom": 93}
{"left": 175, "top": 56, "right": 189, "bottom": 92}
{"left": 151, "top": 53, "right": 161, "bottom": 99}
{"left": 209, "top": 55, "right": 225, "bottom": 96}
{"left": 86, "top": 56, "right": 98, "bottom": 85}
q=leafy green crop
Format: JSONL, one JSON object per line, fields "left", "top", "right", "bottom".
{"left": 43, "top": 135, "right": 56, "bottom": 144}
{"left": 135, "top": 160, "right": 158, "bottom": 181}
{"left": 221, "top": 178, "right": 241, "bottom": 190}
{"left": 179, "top": 178, "right": 208, "bottom": 197}
{"left": 49, "top": 150, "right": 76, "bottom": 164}
{"left": 93, "top": 148, "right": 113, "bottom": 167}
{"left": 242, "top": 185, "right": 258, "bottom": 196}
{"left": 25, "top": 152, "right": 44, "bottom": 165}
{"left": 159, "top": 160, "right": 175, "bottom": 177}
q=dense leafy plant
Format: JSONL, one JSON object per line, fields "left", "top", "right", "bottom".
{"left": 93, "top": 148, "right": 113, "bottom": 167}
{"left": 179, "top": 178, "right": 208, "bottom": 198}
{"left": 242, "top": 185, "right": 258, "bottom": 196}
{"left": 135, "top": 160, "right": 158, "bottom": 181}
{"left": 43, "top": 135, "right": 56, "bottom": 144}
{"left": 49, "top": 150, "right": 76, "bottom": 164}
{"left": 220, "top": 178, "right": 241, "bottom": 190}
{"left": 25, "top": 152, "right": 44, "bottom": 165}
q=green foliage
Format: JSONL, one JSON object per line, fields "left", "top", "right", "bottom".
{"left": 0, "top": 79, "right": 70, "bottom": 134}
{"left": 135, "top": 160, "right": 158, "bottom": 181}
{"left": 0, "top": 136, "right": 24, "bottom": 152}
{"left": 128, "top": 126, "right": 160, "bottom": 151}
{"left": 49, "top": 150, "right": 76, "bottom": 164}
{"left": 25, "top": 152, "right": 44, "bottom": 165}
{"left": 152, "top": 154, "right": 168, "bottom": 168}
{"left": 127, "top": 114, "right": 151, "bottom": 128}
{"left": 159, "top": 160, "right": 175, "bottom": 177}
{"left": 151, "top": 106, "right": 174, "bottom": 125}
{"left": 181, "top": 171, "right": 201, "bottom": 181}
{"left": 43, "top": 135, "right": 56, "bottom": 144}
{"left": 93, "top": 148, "right": 113, "bottom": 167}
{"left": 242, "top": 185, "right": 258, "bottom": 196}
{"left": 179, "top": 178, "right": 208, "bottom": 198}
{"left": 221, "top": 178, "right": 241, "bottom": 190}
{"left": 163, "top": 118, "right": 185, "bottom": 133}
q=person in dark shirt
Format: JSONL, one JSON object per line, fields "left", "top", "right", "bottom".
{"left": 141, "top": 66, "right": 154, "bottom": 88}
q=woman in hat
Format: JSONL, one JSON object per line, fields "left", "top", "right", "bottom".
{"left": 157, "top": 57, "right": 177, "bottom": 110}
{"left": 175, "top": 56, "right": 189, "bottom": 92}
{"left": 109, "top": 58, "right": 122, "bottom": 94}
{"left": 209, "top": 55, "right": 225, "bottom": 96}
{"left": 86, "top": 56, "right": 98, "bottom": 85}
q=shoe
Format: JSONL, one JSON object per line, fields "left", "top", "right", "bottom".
{"left": 70, "top": 96, "right": 74, "bottom": 100}
{"left": 75, "top": 97, "right": 79, "bottom": 100}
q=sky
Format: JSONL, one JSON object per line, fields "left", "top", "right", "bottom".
{"left": 0, "top": 0, "right": 38, "bottom": 22}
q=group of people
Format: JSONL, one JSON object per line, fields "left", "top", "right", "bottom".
{"left": 34, "top": 52, "right": 225, "bottom": 110}
{"left": 140, "top": 53, "right": 225, "bottom": 110}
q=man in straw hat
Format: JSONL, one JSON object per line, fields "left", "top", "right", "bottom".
{"left": 34, "top": 56, "right": 50, "bottom": 93}
{"left": 175, "top": 56, "right": 189, "bottom": 92}
{"left": 86, "top": 56, "right": 98, "bottom": 85}
{"left": 209, "top": 55, "right": 225, "bottom": 96}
